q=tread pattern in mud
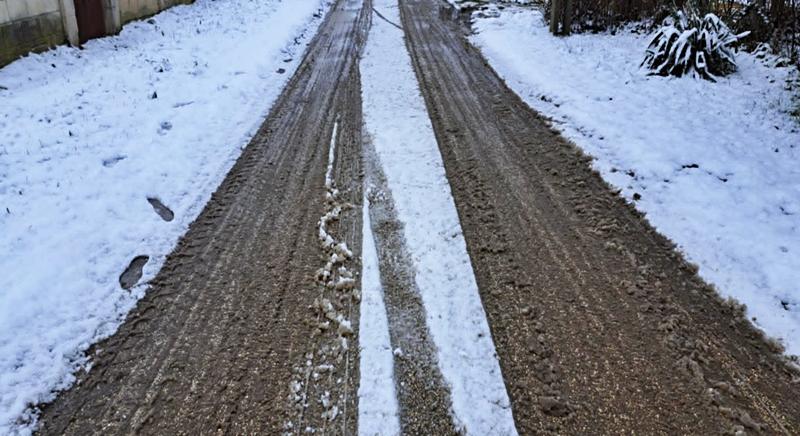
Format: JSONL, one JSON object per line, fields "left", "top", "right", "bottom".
{"left": 36, "top": 1, "right": 370, "bottom": 434}
{"left": 399, "top": 0, "right": 800, "bottom": 434}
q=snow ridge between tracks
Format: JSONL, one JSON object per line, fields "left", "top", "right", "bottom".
{"left": 358, "top": 1, "right": 518, "bottom": 433}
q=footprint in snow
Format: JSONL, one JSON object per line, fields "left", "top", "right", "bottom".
{"left": 147, "top": 197, "right": 174, "bottom": 222}
{"left": 158, "top": 121, "right": 173, "bottom": 135}
{"left": 102, "top": 155, "right": 127, "bottom": 167}
{"left": 120, "top": 255, "right": 149, "bottom": 290}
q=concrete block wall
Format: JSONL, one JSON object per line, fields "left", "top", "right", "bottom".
{"left": 0, "top": 0, "right": 67, "bottom": 66}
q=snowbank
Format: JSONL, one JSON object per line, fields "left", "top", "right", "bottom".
{"left": 471, "top": 8, "right": 800, "bottom": 356}
{"left": 0, "top": 0, "right": 329, "bottom": 433}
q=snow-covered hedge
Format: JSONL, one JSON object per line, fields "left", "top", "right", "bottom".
{"left": 642, "top": 9, "right": 750, "bottom": 81}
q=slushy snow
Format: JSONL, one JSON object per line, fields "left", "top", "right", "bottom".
{"left": 0, "top": 0, "right": 330, "bottom": 433}
{"left": 471, "top": 7, "right": 800, "bottom": 356}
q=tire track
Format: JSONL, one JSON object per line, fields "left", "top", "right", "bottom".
{"left": 35, "top": 1, "right": 370, "bottom": 434}
{"left": 399, "top": 0, "right": 800, "bottom": 434}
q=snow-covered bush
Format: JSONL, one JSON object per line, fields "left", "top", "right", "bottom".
{"left": 642, "top": 8, "right": 750, "bottom": 81}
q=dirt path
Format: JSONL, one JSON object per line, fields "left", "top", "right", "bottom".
{"left": 33, "top": 0, "right": 800, "bottom": 434}
{"left": 400, "top": 0, "right": 800, "bottom": 434}
{"left": 36, "top": 0, "right": 369, "bottom": 434}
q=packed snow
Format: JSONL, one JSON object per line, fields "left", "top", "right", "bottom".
{"left": 360, "top": 1, "right": 518, "bottom": 434}
{"left": 357, "top": 188, "right": 401, "bottom": 436}
{"left": 471, "top": 7, "right": 800, "bottom": 356}
{"left": 0, "top": 0, "right": 330, "bottom": 433}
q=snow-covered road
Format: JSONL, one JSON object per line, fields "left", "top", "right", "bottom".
{"left": 0, "top": 0, "right": 329, "bottom": 433}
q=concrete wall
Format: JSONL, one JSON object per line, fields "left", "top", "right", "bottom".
{"left": 119, "top": 0, "right": 192, "bottom": 25}
{"left": 0, "top": 0, "right": 193, "bottom": 68}
{"left": 0, "top": 0, "right": 67, "bottom": 66}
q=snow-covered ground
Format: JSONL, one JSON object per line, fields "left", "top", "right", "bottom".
{"left": 471, "top": 7, "right": 800, "bottom": 356}
{"left": 0, "top": 0, "right": 329, "bottom": 433}
{"left": 446, "top": 0, "right": 533, "bottom": 10}
{"left": 360, "top": 1, "right": 517, "bottom": 433}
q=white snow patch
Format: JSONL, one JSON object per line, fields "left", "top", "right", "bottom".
{"left": 0, "top": 0, "right": 330, "bottom": 433}
{"left": 357, "top": 187, "right": 401, "bottom": 436}
{"left": 360, "top": 1, "right": 518, "bottom": 434}
{"left": 445, "top": 0, "right": 533, "bottom": 11}
{"left": 471, "top": 7, "right": 800, "bottom": 356}
{"left": 326, "top": 121, "right": 339, "bottom": 189}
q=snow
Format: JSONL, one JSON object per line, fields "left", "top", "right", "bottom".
{"left": 360, "top": 1, "right": 518, "bottom": 434}
{"left": 0, "top": 0, "right": 330, "bottom": 433}
{"left": 471, "top": 7, "right": 800, "bottom": 356}
{"left": 446, "top": 0, "right": 532, "bottom": 10}
{"left": 326, "top": 122, "right": 339, "bottom": 188}
{"left": 357, "top": 187, "right": 401, "bottom": 436}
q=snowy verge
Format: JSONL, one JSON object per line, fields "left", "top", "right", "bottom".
{"left": 360, "top": 1, "right": 518, "bottom": 434}
{"left": 0, "top": 0, "right": 330, "bottom": 433}
{"left": 470, "top": 7, "right": 800, "bottom": 356}
{"left": 357, "top": 187, "right": 401, "bottom": 436}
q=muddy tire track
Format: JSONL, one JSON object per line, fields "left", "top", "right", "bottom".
{"left": 286, "top": 47, "right": 369, "bottom": 434}
{"left": 35, "top": 1, "right": 370, "bottom": 434}
{"left": 400, "top": 0, "right": 800, "bottom": 434}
